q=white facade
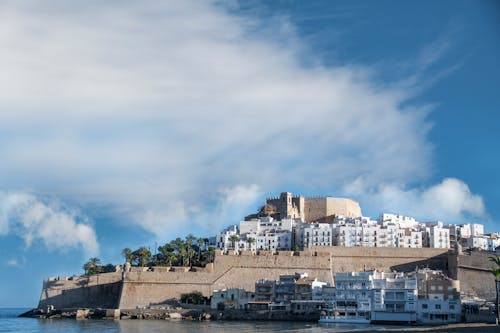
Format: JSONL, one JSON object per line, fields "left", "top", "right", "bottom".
{"left": 240, "top": 216, "right": 294, "bottom": 234}
{"left": 426, "top": 222, "right": 450, "bottom": 249}
{"left": 215, "top": 207, "right": 494, "bottom": 252}
{"left": 215, "top": 225, "right": 239, "bottom": 251}
{"left": 465, "top": 236, "right": 489, "bottom": 250}
{"left": 303, "top": 223, "right": 333, "bottom": 248}
{"left": 255, "top": 230, "right": 292, "bottom": 251}
{"left": 211, "top": 288, "right": 255, "bottom": 310}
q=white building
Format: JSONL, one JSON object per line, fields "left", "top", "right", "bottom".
{"left": 240, "top": 216, "right": 294, "bottom": 234}
{"left": 215, "top": 225, "right": 239, "bottom": 251}
{"left": 425, "top": 222, "right": 450, "bottom": 249}
{"left": 303, "top": 223, "right": 333, "bottom": 248}
{"left": 416, "top": 269, "right": 461, "bottom": 324}
{"left": 371, "top": 271, "right": 418, "bottom": 323}
{"left": 255, "top": 230, "right": 292, "bottom": 251}
{"left": 211, "top": 288, "right": 255, "bottom": 310}
{"left": 379, "top": 213, "right": 419, "bottom": 229}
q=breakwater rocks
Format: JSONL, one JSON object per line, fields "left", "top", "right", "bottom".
{"left": 19, "top": 307, "right": 318, "bottom": 322}
{"left": 19, "top": 307, "right": 213, "bottom": 321}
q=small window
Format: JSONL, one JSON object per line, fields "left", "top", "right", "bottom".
{"left": 422, "top": 304, "right": 428, "bottom": 309}
{"left": 435, "top": 304, "right": 441, "bottom": 310}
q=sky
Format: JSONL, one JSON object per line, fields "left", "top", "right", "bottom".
{"left": 0, "top": 0, "right": 499, "bottom": 307}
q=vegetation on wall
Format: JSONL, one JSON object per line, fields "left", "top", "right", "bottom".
{"left": 180, "top": 291, "right": 206, "bottom": 305}
{"left": 82, "top": 234, "right": 216, "bottom": 275}
{"left": 82, "top": 257, "right": 117, "bottom": 276}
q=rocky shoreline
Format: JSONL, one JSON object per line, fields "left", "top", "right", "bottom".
{"left": 19, "top": 307, "right": 213, "bottom": 321}
{"left": 20, "top": 307, "right": 320, "bottom": 322}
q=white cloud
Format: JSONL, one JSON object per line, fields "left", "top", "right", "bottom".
{"left": 344, "top": 177, "right": 486, "bottom": 223}
{"left": 0, "top": 191, "right": 98, "bottom": 255}
{"left": 6, "top": 259, "right": 19, "bottom": 267}
{"left": 0, "top": 0, "right": 488, "bottom": 239}
{"left": 5, "top": 257, "right": 26, "bottom": 268}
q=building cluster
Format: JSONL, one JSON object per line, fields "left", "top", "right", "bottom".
{"left": 210, "top": 268, "right": 461, "bottom": 325}
{"left": 213, "top": 192, "right": 499, "bottom": 252}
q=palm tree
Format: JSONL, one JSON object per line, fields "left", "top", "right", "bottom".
{"left": 490, "top": 256, "right": 500, "bottom": 323}
{"left": 228, "top": 235, "right": 239, "bottom": 251}
{"left": 122, "top": 248, "right": 133, "bottom": 263}
{"left": 197, "top": 238, "right": 205, "bottom": 263}
{"left": 207, "top": 246, "right": 215, "bottom": 263}
{"left": 89, "top": 257, "right": 101, "bottom": 273}
{"left": 83, "top": 262, "right": 92, "bottom": 275}
{"left": 166, "top": 252, "right": 177, "bottom": 267}
{"left": 246, "top": 237, "right": 256, "bottom": 252}
{"left": 185, "top": 234, "right": 195, "bottom": 266}
{"left": 133, "top": 247, "right": 152, "bottom": 267}
{"left": 83, "top": 257, "right": 101, "bottom": 275}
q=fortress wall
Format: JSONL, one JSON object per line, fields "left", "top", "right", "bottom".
{"left": 451, "top": 251, "right": 497, "bottom": 300}
{"left": 326, "top": 198, "right": 362, "bottom": 218}
{"left": 118, "top": 269, "right": 226, "bottom": 308}
{"left": 303, "top": 198, "right": 328, "bottom": 222}
{"left": 39, "top": 247, "right": 454, "bottom": 310}
{"left": 118, "top": 247, "right": 450, "bottom": 309}
{"left": 38, "top": 272, "right": 122, "bottom": 309}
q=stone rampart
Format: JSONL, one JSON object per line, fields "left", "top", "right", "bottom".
{"left": 39, "top": 247, "right": 465, "bottom": 310}
{"left": 448, "top": 250, "right": 498, "bottom": 300}
{"left": 117, "top": 247, "right": 449, "bottom": 309}
{"left": 38, "top": 272, "right": 122, "bottom": 309}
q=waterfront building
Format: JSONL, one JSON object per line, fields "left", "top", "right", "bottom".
{"left": 371, "top": 271, "right": 418, "bottom": 323}
{"left": 319, "top": 271, "right": 374, "bottom": 323}
{"left": 416, "top": 269, "right": 461, "bottom": 324}
{"left": 255, "top": 279, "right": 276, "bottom": 302}
{"left": 210, "top": 288, "right": 255, "bottom": 310}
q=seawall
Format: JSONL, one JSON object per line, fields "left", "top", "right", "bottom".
{"left": 38, "top": 272, "right": 122, "bottom": 309}
{"left": 38, "top": 247, "right": 496, "bottom": 310}
{"left": 118, "top": 247, "right": 450, "bottom": 309}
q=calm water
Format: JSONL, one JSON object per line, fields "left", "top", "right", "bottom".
{"left": 0, "top": 308, "right": 387, "bottom": 332}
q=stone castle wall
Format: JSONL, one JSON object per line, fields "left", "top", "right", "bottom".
{"left": 38, "top": 272, "right": 122, "bottom": 309}
{"left": 40, "top": 247, "right": 497, "bottom": 310}
{"left": 448, "top": 251, "right": 498, "bottom": 300}
{"left": 117, "top": 247, "right": 448, "bottom": 309}
{"left": 303, "top": 197, "right": 362, "bottom": 221}
{"left": 265, "top": 193, "right": 362, "bottom": 222}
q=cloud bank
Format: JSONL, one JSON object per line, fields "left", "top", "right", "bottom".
{"left": 345, "top": 177, "right": 485, "bottom": 222}
{"left": 0, "top": 191, "right": 98, "bottom": 255}
{"left": 0, "top": 0, "right": 487, "bottom": 239}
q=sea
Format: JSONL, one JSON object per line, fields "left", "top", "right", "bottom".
{"left": 0, "top": 308, "right": 391, "bottom": 333}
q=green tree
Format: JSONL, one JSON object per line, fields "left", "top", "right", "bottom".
{"left": 207, "top": 246, "right": 215, "bottom": 264}
{"left": 229, "top": 235, "right": 239, "bottom": 250}
{"left": 165, "top": 251, "right": 177, "bottom": 267}
{"left": 122, "top": 248, "right": 133, "bottom": 263}
{"left": 185, "top": 234, "right": 196, "bottom": 266}
{"left": 197, "top": 238, "right": 205, "bottom": 263}
{"left": 133, "top": 247, "right": 152, "bottom": 267}
{"left": 246, "top": 237, "right": 256, "bottom": 251}
{"left": 83, "top": 257, "right": 102, "bottom": 275}
{"left": 490, "top": 256, "right": 500, "bottom": 323}
{"left": 180, "top": 291, "right": 205, "bottom": 305}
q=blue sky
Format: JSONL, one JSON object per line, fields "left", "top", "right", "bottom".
{"left": 0, "top": 0, "right": 499, "bottom": 307}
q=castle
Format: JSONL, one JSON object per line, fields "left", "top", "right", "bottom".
{"left": 245, "top": 192, "right": 362, "bottom": 221}
{"left": 36, "top": 192, "right": 499, "bottom": 311}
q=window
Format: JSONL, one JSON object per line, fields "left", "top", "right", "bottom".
{"left": 449, "top": 304, "right": 455, "bottom": 310}
{"left": 422, "top": 304, "right": 428, "bottom": 309}
{"left": 435, "top": 304, "right": 441, "bottom": 310}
